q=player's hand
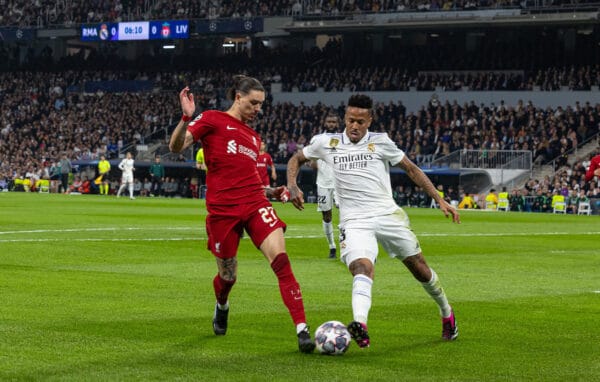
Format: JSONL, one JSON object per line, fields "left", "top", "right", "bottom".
{"left": 288, "top": 184, "right": 304, "bottom": 211}
{"left": 272, "top": 186, "right": 290, "bottom": 203}
{"left": 439, "top": 200, "right": 460, "bottom": 224}
{"left": 594, "top": 168, "right": 600, "bottom": 177}
{"left": 179, "top": 86, "right": 195, "bottom": 118}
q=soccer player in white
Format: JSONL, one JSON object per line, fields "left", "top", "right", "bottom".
{"left": 313, "top": 112, "right": 340, "bottom": 259}
{"left": 117, "top": 152, "right": 135, "bottom": 199}
{"left": 287, "top": 94, "right": 460, "bottom": 348}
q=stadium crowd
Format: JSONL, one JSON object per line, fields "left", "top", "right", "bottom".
{"left": 2, "top": 67, "right": 599, "bottom": 205}
{"left": 3, "top": 0, "right": 599, "bottom": 27}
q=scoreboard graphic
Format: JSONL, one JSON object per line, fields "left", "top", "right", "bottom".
{"left": 81, "top": 20, "right": 189, "bottom": 41}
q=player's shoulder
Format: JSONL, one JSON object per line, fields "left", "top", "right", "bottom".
{"left": 189, "top": 110, "right": 222, "bottom": 125}
{"left": 310, "top": 132, "right": 343, "bottom": 145}
{"left": 366, "top": 132, "right": 391, "bottom": 143}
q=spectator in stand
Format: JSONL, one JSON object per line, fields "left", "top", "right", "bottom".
{"left": 509, "top": 188, "right": 526, "bottom": 212}
{"left": 58, "top": 153, "right": 72, "bottom": 194}
{"left": 149, "top": 155, "right": 165, "bottom": 197}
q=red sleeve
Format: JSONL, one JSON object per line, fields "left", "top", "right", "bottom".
{"left": 585, "top": 156, "right": 600, "bottom": 182}
{"left": 187, "top": 112, "right": 211, "bottom": 142}
{"left": 267, "top": 153, "right": 274, "bottom": 167}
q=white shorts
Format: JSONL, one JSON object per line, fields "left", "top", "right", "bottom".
{"left": 339, "top": 208, "right": 421, "bottom": 267}
{"left": 316, "top": 186, "right": 336, "bottom": 212}
{"left": 121, "top": 174, "right": 133, "bottom": 184}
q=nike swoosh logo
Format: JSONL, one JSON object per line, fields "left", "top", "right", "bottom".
{"left": 226, "top": 125, "right": 236, "bottom": 130}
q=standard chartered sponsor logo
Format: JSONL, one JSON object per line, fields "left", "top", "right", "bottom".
{"left": 227, "top": 140, "right": 237, "bottom": 154}
{"left": 226, "top": 139, "right": 258, "bottom": 160}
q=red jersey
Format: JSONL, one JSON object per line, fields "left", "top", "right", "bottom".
{"left": 256, "top": 151, "right": 274, "bottom": 187}
{"left": 585, "top": 154, "right": 600, "bottom": 182}
{"left": 187, "top": 110, "right": 265, "bottom": 206}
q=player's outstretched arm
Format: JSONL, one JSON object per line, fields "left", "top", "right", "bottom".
{"left": 265, "top": 186, "right": 290, "bottom": 203}
{"left": 398, "top": 156, "right": 460, "bottom": 224}
{"left": 169, "top": 87, "right": 196, "bottom": 153}
{"left": 287, "top": 150, "right": 309, "bottom": 211}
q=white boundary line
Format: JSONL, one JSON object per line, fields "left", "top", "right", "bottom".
{"left": 1, "top": 231, "right": 599, "bottom": 244}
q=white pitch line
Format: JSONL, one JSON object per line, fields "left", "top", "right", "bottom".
{"left": 0, "top": 227, "right": 198, "bottom": 235}
{"left": 3, "top": 229, "right": 599, "bottom": 237}
{"left": 0, "top": 234, "right": 325, "bottom": 243}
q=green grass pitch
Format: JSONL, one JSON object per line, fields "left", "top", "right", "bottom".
{"left": 1, "top": 193, "right": 599, "bottom": 381}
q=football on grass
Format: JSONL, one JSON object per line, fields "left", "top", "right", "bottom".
{"left": 314, "top": 321, "right": 351, "bottom": 355}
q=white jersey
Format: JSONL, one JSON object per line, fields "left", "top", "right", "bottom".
{"left": 316, "top": 158, "right": 335, "bottom": 189}
{"left": 118, "top": 158, "right": 135, "bottom": 177}
{"left": 303, "top": 131, "right": 404, "bottom": 223}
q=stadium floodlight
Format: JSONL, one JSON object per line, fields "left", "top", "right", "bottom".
{"left": 162, "top": 44, "right": 175, "bottom": 49}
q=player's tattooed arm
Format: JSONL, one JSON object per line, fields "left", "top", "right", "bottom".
{"left": 286, "top": 150, "right": 309, "bottom": 210}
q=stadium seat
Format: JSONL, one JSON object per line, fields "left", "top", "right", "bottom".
{"left": 552, "top": 201, "right": 566, "bottom": 214}
{"left": 38, "top": 179, "right": 50, "bottom": 193}
{"left": 577, "top": 201, "right": 591, "bottom": 215}
{"left": 497, "top": 196, "right": 509, "bottom": 212}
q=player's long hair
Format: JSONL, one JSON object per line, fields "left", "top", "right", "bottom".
{"left": 348, "top": 94, "right": 373, "bottom": 112}
{"left": 226, "top": 75, "right": 264, "bottom": 100}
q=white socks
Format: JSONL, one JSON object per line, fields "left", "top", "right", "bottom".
{"left": 323, "top": 220, "right": 336, "bottom": 249}
{"left": 352, "top": 274, "right": 373, "bottom": 324}
{"left": 421, "top": 269, "right": 452, "bottom": 318}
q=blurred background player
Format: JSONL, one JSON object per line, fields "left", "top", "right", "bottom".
{"left": 257, "top": 141, "right": 277, "bottom": 187}
{"left": 287, "top": 94, "right": 460, "bottom": 348}
{"left": 585, "top": 151, "right": 600, "bottom": 182}
{"left": 96, "top": 154, "right": 111, "bottom": 195}
{"left": 117, "top": 152, "right": 135, "bottom": 200}
{"left": 196, "top": 147, "right": 207, "bottom": 171}
{"left": 169, "top": 75, "right": 315, "bottom": 353}
{"left": 149, "top": 155, "right": 165, "bottom": 197}
{"left": 311, "top": 112, "right": 340, "bottom": 258}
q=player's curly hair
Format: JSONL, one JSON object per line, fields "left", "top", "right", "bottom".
{"left": 348, "top": 94, "right": 373, "bottom": 111}
{"left": 226, "top": 75, "right": 265, "bottom": 100}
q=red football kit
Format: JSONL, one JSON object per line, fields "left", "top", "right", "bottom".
{"left": 585, "top": 154, "right": 600, "bottom": 182}
{"left": 256, "top": 151, "right": 274, "bottom": 187}
{"left": 187, "top": 110, "right": 286, "bottom": 258}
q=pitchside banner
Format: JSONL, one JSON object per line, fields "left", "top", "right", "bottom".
{"left": 195, "top": 18, "right": 263, "bottom": 34}
{"left": 0, "top": 28, "right": 35, "bottom": 41}
{"left": 81, "top": 20, "right": 189, "bottom": 41}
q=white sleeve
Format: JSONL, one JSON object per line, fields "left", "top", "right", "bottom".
{"left": 382, "top": 136, "right": 405, "bottom": 166}
{"left": 303, "top": 134, "right": 324, "bottom": 160}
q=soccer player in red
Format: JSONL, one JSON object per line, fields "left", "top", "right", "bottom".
{"left": 169, "top": 75, "right": 315, "bottom": 353}
{"left": 584, "top": 154, "right": 600, "bottom": 182}
{"left": 257, "top": 141, "right": 277, "bottom": 187}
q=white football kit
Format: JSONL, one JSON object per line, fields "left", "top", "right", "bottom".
{"left": 118, "top": 158, "right": 135, "bottom": 184}
{"left": 315, "top": 154, "right": 336, "bottom": 212}
{"left": 302, "top": 131, "right": 421, "bottom": 266}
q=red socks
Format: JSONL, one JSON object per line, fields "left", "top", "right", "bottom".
{"left": 270, "top": 253, "right": 307, "bottom": 326}
{"left": 213, "top": 274, "right": 236, "bottom": 305}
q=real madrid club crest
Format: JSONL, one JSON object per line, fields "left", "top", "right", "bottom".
{"left": 367, "top": 143, "right": 375, "bottom": 152}
{"left": 99, "top": 24, "right": 109, "bottom": 40}
{"left": 329, "top": 138, "right": 339, "bottom": 151}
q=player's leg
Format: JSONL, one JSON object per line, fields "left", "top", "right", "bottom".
{"left": 402, "top": 254, "right": 457, "bottom": 340}
{"left": 317, "top": 186, "right": 336, "bottom": 258}
{"left": 116, "top": 178, "right": 126, "bottom": 197}
{"left": 206, "top": 212, "right": 242, "bottom": 336}
{"left": 379, "top": 211, "right": 457, "bottom": 340}
{"left": 247, "top": 203, "right": 314, "bottom": 353}
{"left": 127, "top": 178, "right": 134, "bottom": 199}
{"left": 339, "top": 219, "right": 378, "bottom": 348}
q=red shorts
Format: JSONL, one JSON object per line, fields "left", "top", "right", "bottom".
{"left": 205, "top": 200, "right": 287, "bottom": 259}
